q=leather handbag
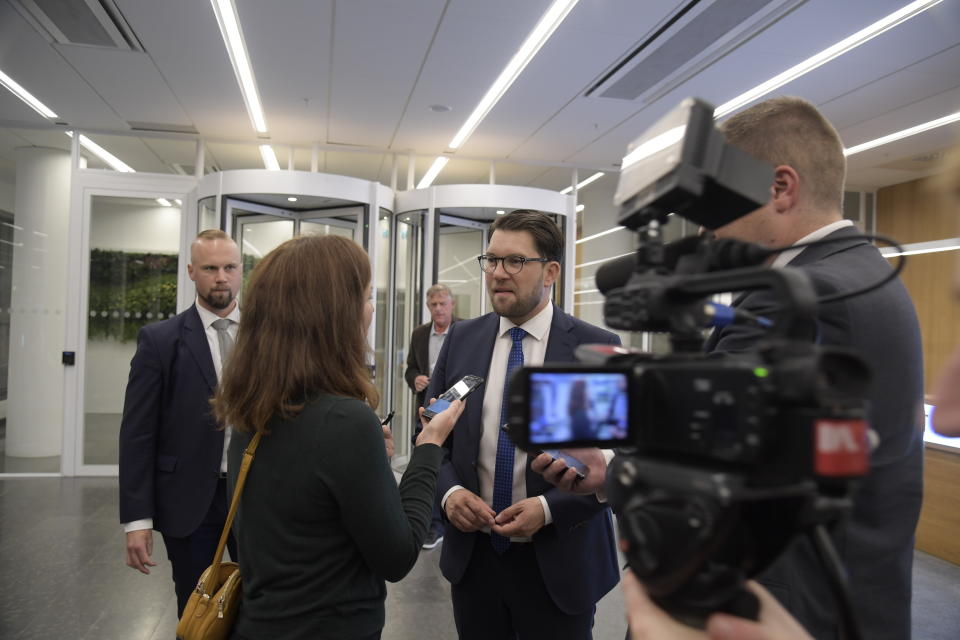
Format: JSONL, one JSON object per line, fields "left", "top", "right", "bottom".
{"left": 176, "top": 432, "right": 262, "bottom": 640}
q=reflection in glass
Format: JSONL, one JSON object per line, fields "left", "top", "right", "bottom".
{"left": 373, "top": 209, "right": 392, "bottom": 415}
{"left": 438, "top": 226, "right": 484, "bottom": 319}
{"left": 393, "top": 212, "right": 423, "bottom": 459}
{"left": 235, "top": 217, "right": 295, "bottom": 290}
{"left": 84, "top": 196, "right": 181, "bottom": 465}
{"left": 199, "top": 196, "right": 219, "bottom": 232}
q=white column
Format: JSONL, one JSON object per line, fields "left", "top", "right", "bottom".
{"left": 6, "top": 147, "right": 71, "bottom": 457}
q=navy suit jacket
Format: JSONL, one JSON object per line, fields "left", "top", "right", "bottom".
{"left": 426, "top": 305, "right": 622, "bottom": 615}
{"left": 707, "top": 226, "right": 924, "bottom": 640}
{"left": 118, "top": 305, "right": 227, "bottom": 538}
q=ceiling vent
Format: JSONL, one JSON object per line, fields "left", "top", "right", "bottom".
{"left": 128, "top": 121, "right": 199, "bottom": 135}
{"left": 587, "top": 0, "right": 806, "bottom": 104}
{"left": 10, "top": 0, "right": 144, "bottom": 51}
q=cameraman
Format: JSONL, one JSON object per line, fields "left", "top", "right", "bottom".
{"left": 537, "top": 97, "right": 925, "bottom": 640}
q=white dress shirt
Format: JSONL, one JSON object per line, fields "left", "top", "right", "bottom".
{"left": 771, "top": 219, "right": 854, "bottom": 268}
{"left": 123, "top": 300, "right": 240, "bottom": 534}
{"left": 442, "top": 301, "right": 555, "bottom": 540}
{"left": 428, "top": 322, "right": 450, "bottom": 375}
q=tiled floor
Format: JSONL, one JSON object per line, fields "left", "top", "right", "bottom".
{"left": 0, "top": 476, "right": 957, "bottom": 639}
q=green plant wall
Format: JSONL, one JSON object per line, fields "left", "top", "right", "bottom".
{"left": 88, "top": 249, "right": 178, "bottom": 342}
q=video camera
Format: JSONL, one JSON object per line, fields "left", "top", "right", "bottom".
{"left": 506, "top": 98, "right": 872, "bottom": 628}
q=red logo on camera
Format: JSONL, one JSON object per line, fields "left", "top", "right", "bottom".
{"left": 814, "top": 419, "right": 869, "bottom": 477}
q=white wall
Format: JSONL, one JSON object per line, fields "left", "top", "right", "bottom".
{"left": 90, "top": 198, "right": 181, "bottom": 251}
{"left": 0, "top": 178, "right": 14, "bottom": 212}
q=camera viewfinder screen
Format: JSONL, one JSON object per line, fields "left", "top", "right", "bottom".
{"left": 529, "top": 372, "right": 629, "bottom": 444}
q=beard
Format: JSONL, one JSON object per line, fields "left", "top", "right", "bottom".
{"left": 200, "top": 288, "right": 235, "bottom": 310}
{"left": 488, "top": 275, "right": 544, "bottom": 321}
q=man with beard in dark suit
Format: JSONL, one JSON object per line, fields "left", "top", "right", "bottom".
{"left": 426, "top": 210, "right": 621, "bottom": 639}
{"left": 119, "top": 229, "right": 242, "bottom": 616}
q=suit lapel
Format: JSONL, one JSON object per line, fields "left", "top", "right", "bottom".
{"left": 183, "top": 306, "right": 218, "bottom": 391}
{"left": 544, "top": 305, "right": 576, "bottom": 363}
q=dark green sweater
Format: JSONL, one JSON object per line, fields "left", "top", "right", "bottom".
{"left": 227, "top": 394, "right": 442, "bottom": 640}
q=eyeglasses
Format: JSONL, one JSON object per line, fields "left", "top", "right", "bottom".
{"left": 477, "top": 254, "right": 551, "bottom": 274}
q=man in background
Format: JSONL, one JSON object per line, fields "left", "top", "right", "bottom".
{"left": 119, "top": 229, "right": 242, "bottom": 615}
{"left": 405, "top": 283, "right": 458, "bottom": 548}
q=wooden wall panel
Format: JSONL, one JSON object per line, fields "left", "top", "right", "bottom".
{"left": 876, "top": 176, "right": 955, "bottom": 244}
{"left": 916, "top": 447, "right": 960, "bottom": 564}
{"left": 877, "top": 174, "right": 960, "bottom": 396}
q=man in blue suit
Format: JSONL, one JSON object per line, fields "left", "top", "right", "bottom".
{"left": 426, "top": 210, "right": 621, "bottom": 639}
{"left": 119, "top": 229, "right": 242, "bottom": 615}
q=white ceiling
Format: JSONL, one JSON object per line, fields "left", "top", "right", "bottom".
{"left": 0, "top": 0, "right": 958, "bottom": 195}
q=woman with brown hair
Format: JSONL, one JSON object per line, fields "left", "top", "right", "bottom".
{"left": 214, "top": 234, "right": 463, "bottom": 640}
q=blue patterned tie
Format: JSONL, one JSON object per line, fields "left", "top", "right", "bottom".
{"left": 491, "top": 326, "right": 526, "bottom": 553}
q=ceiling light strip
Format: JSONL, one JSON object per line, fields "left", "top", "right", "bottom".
{"left": 561, "top": 171, "right": 606, "bottom": 194}
{"left": 211, "top": 0, "right": 269, "bottom": 134}
{"left": 417, "top": 156, "right": 450, "bottom": 189}
{"left": 577, "top": 226, "right": 626, "bottom": 245}
{"left": 880, "top": 238, "right": 960, "bottom": 258}
{"left": 156, "top": 198, "right": 172, "bottom": 207}
{"left": 845, "top": 111, "right": 960, "bottom": 156}
{"left": 448, "top": 0, "right": 580, "bottom": 150}
{"left": 66, "top": 132, "right": 135, "bottom": 172}
{"left": 576, "top": 251, "right": 634, "bottom": 270}
{"left": 259, "top": 145, "right": 281, "bottom": 171}
{"left": 714, "top": 0, "right": 943, "bottom": 119}
{"left": 0, "top": 69, "right": 58, "bottom": 119}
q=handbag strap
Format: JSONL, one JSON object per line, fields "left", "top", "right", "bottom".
{"left": 201, "top": 430, "right": 262, "bottom": 597}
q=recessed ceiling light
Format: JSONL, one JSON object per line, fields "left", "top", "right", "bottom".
{"left": 496, "top": 210, "right": 505, "bottom": 215}
{"left": 65, "top": 132, "right": 135, "bottom": 172}
{"left": 287, "top": 196, "right": 298, "bottom": 202}
{"left": 844, "top": 110, "right": 960, "bottom": 156}
{"left": 211, "top": 0, "right": 269, "bottom": 134}
{"left": 560, "top": 171, "right": 605, "bottom": 194}
{"left": 429, "top": 104, "right": 452, "bottom": 113}
{"left": 174, "top": 199, "right": 183, "bottom": 206}
{"left": 417, "top": 156, "right": 449, "bottom": 189}
{"left": 0, "top": 68, "right": 58, "bottom": 119}
{"left": 259, "top": 145, "right": 280, "bottom": 171}
{"left": 156, "top": 198, "right": 172, "bottom": 207}
{"left": 715, "top": 0, "right": 943, "bottom": 119}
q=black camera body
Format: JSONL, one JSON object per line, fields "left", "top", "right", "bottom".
{"left": 505, "top": 98, "right": 872, "bottom": 626}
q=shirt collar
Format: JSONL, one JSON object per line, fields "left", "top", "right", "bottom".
{"left": 498, "top": 301, "right": 553, "bottom": 341}
{"left": 431, "top": 322, "right": 450, "bottom": 336}
{"left": 771, "top": 219, "right": 855, "bottom": 268}
{"left": 195, "top": 298, "right": 241, "bottom": 329}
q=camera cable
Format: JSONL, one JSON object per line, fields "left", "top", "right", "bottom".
{"left": 810, "top": 523, "right": 864, "bottom": 640}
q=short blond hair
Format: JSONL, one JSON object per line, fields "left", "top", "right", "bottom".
{"left": 190, "top": 229, "right": 234, "bottom": 262}
{"left": 720, "top": 97, "right": 846, "bottom": 212}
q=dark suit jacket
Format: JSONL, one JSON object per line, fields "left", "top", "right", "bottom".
{"left": 404, "top": 318, "right": 460, "bottom": 413}
{"left": 707, "top": 226, "right": 924, "bottom": 640}
{"left": 118, "top": 304, "right": 227, "bottom": 538}
{"left": 426, "top": 305, "right": 622, "bottom": 615}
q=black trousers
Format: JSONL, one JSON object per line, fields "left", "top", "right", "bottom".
{"left": 451, "top": 534, "right": 595, "bottom": 640}
{"left": 162, "top": 477, "right": 237, "bottom": 616}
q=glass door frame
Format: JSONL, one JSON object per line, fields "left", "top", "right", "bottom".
{"left": 64, "top": 165, "right": 197, "bottom": 477}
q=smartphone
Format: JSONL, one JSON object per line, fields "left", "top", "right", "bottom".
{"left": 422, "top": 375, "right": 484, "bottom": 420}
{"left": 540, "top": 449, "right": 587, "bottom": 482}
{"left": 381, "top": 410, "right": 395, "bottom": 426}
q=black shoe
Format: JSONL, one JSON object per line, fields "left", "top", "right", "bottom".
{"left": 422, "top": 528, "right": 444, "bottom": 550}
